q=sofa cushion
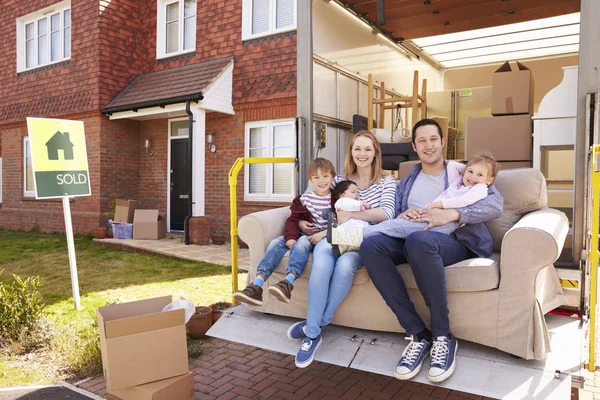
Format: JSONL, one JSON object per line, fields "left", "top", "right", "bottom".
{"left": 398, "top": 253, "right": 500, "bottom": 292}
{"left": 272, "top": 252, "right": 500, "bottom": 292}
{"left": 486, "top": 168, "right": 547, "bottom": 252}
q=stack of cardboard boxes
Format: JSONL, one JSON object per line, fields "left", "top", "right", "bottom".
{"left": 465, "top": 61, "right": 534, "bottom": 170}
{"left": 97, "top": 296, "right": 193, "bottom": 400}
{"left": 112, "top": 199, "right": 167, "bottom": 240}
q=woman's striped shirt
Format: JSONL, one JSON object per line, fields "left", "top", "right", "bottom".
{"left": 333, "top": 175, "right": 397, "bottom": 220}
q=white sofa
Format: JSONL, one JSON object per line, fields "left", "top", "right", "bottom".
{"left": 238, "top": 168, "right": 568, "bottom": 360}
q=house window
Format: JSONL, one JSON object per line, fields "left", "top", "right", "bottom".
{"left": 24, "top": 138, "right": 35, "bottom": 197}
{"left": 244, "top": 120, "right": 295, "bottom": 201}
{"left": 242, "top": 0, "right": 296, "bottom": 41}
{"left": 16, "top": 1, "right": 71, "bottom": 72}
{"left": 157, "top": 0, "right": 196, "bottom": 59}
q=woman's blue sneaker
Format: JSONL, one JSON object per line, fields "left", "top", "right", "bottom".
{"left": 287, "top": 320, "right": 307, "bottom": 340}
{"left": 428, "top": 335, "right": 458, "bottom": 383}
{"left": 295, "top": 335, "right": 322, "bottom": 368}
{"left": 394, "top": 335, "right": 432, "bottom": 380}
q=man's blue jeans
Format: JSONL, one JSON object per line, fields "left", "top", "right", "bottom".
{"left": 256, "top": 235, "right": 312, "bottom": 280}
{"left": 359, "top": 231, "right": 470, "bottom": 337}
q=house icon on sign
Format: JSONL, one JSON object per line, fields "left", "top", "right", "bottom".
{"left": 45, "top": 131, "right": 75, "bottom": 160}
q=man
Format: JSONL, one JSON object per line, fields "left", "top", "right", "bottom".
{"left": 359, "top": 119, "right": 503, "bottom": 383}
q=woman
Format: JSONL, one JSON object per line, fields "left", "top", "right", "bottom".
{"left": 289, "top": 130, "right": 397, "bottom": 368}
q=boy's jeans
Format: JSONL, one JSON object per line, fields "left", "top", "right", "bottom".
{"left": 256, "top": 234, "right": 313, "bottom": 281}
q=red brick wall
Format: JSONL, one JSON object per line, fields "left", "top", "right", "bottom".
{"left": 0, "top": 0, "right": 100, "bottom": 125}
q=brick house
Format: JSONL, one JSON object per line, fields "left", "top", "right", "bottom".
{"left": 0, "top": 0, "right": 298, "bottom": 243}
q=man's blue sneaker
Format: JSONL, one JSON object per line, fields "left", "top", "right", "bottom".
{"left": 287, "top": 320, "right": 307, "bottom": 340}
{"left": 394, "top": 335, "right": 432, "bottom": 380}
{"left": 428, "top": 335, "right": 458, "bottom": 383}
{"left": 295, "top": 335, "right": 322, "bottom": 368}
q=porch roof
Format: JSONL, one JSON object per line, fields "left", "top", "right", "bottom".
{"left": 103, "top": 57, "right": 234, "bottom": 114}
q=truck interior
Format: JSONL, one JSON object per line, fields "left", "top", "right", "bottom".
{"left": 209, "top": 1, "right": 597, "bottom": 398}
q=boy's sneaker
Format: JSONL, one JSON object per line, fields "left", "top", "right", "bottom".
{"left": 428, "top": 335, "right": 458, "bottom": 383}
{"left": 233, "top": 284, "right": 263, "bottom": 306}
{"left": 394, "top": 335, "right": 432, "bottom": 380}
{"left": 287, "top": 320, "right": 307, "bottom": 340}
{"left": 269, "top": 280, "right": 293, "bottom": 303}
{"left": 295, "top": 335, "right": 322, "bottom": 368}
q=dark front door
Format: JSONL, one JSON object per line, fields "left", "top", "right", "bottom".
{"left": 170, "top": 138, "right": 189, "bottom": 231}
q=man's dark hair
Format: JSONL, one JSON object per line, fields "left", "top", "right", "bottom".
{"left": 412, "top": 118, "right": 443, "bottom": 144}
{"left": 331, "top": 180, "right": 357, "bottom": 209}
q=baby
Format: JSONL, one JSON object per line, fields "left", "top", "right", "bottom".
{"left": 328, "top": 152, "right": 498, "bottom": 253}
{"left": 329, "top": 180, "right": 370, "bottom": 255}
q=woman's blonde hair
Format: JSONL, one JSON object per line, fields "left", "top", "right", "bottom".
{"left": 343, "top": 130, "right": 385, "bottom": 185}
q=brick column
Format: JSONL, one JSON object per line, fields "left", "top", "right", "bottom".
{"left": 189, "top": 216, "right": 211, "bottom": 245}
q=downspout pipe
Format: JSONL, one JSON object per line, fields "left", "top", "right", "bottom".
{"left": 184, "top": 100, "right": 195, "bottom": 245}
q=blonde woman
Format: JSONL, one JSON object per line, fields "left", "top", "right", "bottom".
{"left": 288, "top": 131, "right": 396, "bottom": 368}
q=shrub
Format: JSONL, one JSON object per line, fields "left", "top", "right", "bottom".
{"left": 51, "top": 320, "right": 102, "bottom": 379}
{"left": 0, "top": 270, "right": 45, "bottom": 344}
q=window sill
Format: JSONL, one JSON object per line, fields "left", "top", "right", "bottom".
{"left": 242, "top": 29, "right": 296, "bottom": 44}
{"left": 18, "top": 60, "right": 71, "bottom": 77}
{"left": 157, "top": 50, "right": 196, "bottom": 63}
{"left": 242, "top": 200, "right": 290, "bottom": 208}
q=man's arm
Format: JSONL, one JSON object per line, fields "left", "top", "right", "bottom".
{"left": 394, "top": 178, "right": 406, "bottom": 218}
{"left": 456, "top": 185, "right": 504, "bottom": 225}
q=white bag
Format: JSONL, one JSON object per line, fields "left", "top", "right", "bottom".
{"left": 162, "top": 297, "right": 196, "bottom": 323}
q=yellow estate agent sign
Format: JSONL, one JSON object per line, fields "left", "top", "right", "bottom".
{"left": 26, "top": 117, "right": 91, "bottom": 199}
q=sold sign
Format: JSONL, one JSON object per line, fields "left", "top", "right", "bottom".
{"left": 26, "top": 117, "right": 91, "bottom": 199}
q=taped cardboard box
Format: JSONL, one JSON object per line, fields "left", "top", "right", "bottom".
{"left": 465, "top": 115, "right": 533, "bottom": 161}
{"left": 114, "top": 199, "right": 139, "bottom": 223}
{"left": 491, "top": 61, "right": 534, "bottom": 116}
{"left": 106, "top": 372, "right": 194, "bottom": 400}
{"left": 97, "top": 296, "right": 189, "bottom": 392}
{"left": 133, "top": 210, "right": 167, "bottom": 240}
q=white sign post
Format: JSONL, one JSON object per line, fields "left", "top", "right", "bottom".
{"left": 27, "top": 117, "right": 91, "bottom": 310}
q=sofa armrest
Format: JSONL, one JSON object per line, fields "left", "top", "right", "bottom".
{"left": 238, "top": 207, "right": 291, "bottom": 272}
{"left": 499, "top": 207, "right": 569, "bottom": 289}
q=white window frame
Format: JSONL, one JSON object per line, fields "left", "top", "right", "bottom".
{"left": 241, "top": 0, "right": 297, "bottom": 41}
{"left": 16, "top": 0, "right": 71, "bottom": 73}
{"left": 156, "top": 0, "right": 197, "bottom": 59}
{"left": 244, "top": 119, "right": 296, "bottom": 202}
{"left": 23, "top": 138, "right": 35, "bottom": 197}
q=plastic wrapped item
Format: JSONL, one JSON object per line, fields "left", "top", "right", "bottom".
{"left": 162, "top": 297, "right": 196, "bottom": 323}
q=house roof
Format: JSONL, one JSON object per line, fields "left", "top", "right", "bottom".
{"left": 103, "top": 57, "right": 234, "bottom": 114}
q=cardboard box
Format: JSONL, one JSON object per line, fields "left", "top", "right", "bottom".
{"left": 133, "top": 210, "right": 167, "bottom": 240}
{"left": 107, "top": 372, "right": 194, "bottom": 400}
{"left": 465, "top": 115, "right": 532, "bottom": 161}
{"left": 491, "top": 61, "right": 534, "bottom": 116}
{"left": 114, "top": 199, "right": 140, "bottom": 223}
{"left": 97, "top": 296, "right": 189, "bottom": 392}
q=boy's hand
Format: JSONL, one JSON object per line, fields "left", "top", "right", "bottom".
{"left": 424, "top": 201, "right": 443, "bottom": 211}
{"left": 286, "top": 239, "right": 296, "bottom": 249}
{"left": 299, "top": 220, "right": 319, "bottom": 234}
{"left": 308, "top": 231, "right": 326, "bottom": 245}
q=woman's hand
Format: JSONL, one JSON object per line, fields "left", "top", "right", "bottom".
{"left": 336, "top": 210, "right": 352, "bottom": 224}
{"left": 299, "top": 220, "right": 319, "bottom": 234}
{"left": 308, "top": 231, "right": 326, "bottom": 245}
{"left": 397, "top": 208, "right": 422, "bottom": 220}
{"left": 424, "top": 201, "right": 443, "bottom": 211}
{"left": 415, "top": 208, "right": 460, "bottom": 230}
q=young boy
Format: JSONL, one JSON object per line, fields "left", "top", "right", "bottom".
{"left": 233, "top": 158, "right": 335, "bottom": 306}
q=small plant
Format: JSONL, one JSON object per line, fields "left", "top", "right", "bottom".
{"left": 187, "top": 338, "right": 204, "bottom": 358}
{"left": 0, "top": 270, "right": 45, "bottom": 344}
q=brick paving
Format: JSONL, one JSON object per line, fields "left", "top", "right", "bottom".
{"left": 77, "top": 337, "right": 498, "bottom": 400}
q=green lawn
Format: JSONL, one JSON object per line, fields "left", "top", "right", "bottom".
{"left": 0, "top": 229, "right": 245, "bottom": 387}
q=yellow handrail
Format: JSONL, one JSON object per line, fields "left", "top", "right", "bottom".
{"left": 588, "top": 146, "right": 600, "bottom": 372}
{"left": 228, "top": 157, "right": 296, "bottom": 304}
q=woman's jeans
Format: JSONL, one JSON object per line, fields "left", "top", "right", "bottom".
{"left": 304, "top": 239, "right": 362, "bottom": 338}
{"left": 256, "top": 235, "right": 312, "bottom": 280}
